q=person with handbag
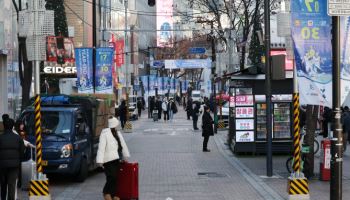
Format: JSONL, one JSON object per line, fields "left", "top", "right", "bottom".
{"left": 96, "top": 116, "right": 130, "bottom": 200}
{"left": 202, "top": 106, "right": 214, "bottom": 152}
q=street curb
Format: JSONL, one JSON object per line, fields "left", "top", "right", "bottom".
{"left": 213, "top": 134, "right": 285, "bottom": 200}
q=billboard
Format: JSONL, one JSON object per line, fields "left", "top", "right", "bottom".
{"left": 157, "top": 0, "right": 173, "bottom": 47}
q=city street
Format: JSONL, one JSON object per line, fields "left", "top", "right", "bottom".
{"left": 16, "top": 109, "right": 350, "bottom": 200}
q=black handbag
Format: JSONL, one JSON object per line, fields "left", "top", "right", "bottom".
{"left": 111, "top": 129, "right": 123, "bottom": 160}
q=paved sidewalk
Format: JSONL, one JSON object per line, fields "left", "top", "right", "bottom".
{"left": 215, "top": 130, "right": 350, "bottom": 200}
{"left": 18, "top": 109, "right": 284, "bottom": 200}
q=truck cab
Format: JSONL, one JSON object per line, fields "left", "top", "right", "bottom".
{"left": 19, "top": 95, "right": 112, "bottom": 182}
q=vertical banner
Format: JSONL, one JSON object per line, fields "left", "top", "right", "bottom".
{"left": 95, "top": 48, "right": 114, "bottom": 94}
{"left": 171, "top": 78, "right": 176, "bottom": 93}
{"left": 340, "top": 17, "right": 350, "bottom": 105}
{"left": 175, "top": 79, "right": 180, "bottom": 94}
{"left": 115, "top": 39, "right": 125, "bottom": 67}
{"left": 149, "top": 75, "right": 157, "bottom": 96}
{"left": 291, "top": 0, "right": 332, "bottom": 106}
{"left": 140, "top": 75, "right": 149, "bottom": 93}
{"left": 75, "top": 48, "right": 93, "bottom": 93}
{"left": 157, "top": 0, "right": 173, "bottom": 47}
{"left": 163, "top": 77, "right": 171, "bottom": 92}
{"left": 157, "top": 77, "right": 164, "bottom": 95}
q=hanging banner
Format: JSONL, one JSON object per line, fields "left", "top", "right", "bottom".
{"left": 163, "top": 77, "right": 171, "bottom": 91}
{"left": 149, "top": 75, "right": 157, "bottom": 96}
{"left": 75, "top": 48, "right": 93, "bottom": 93}
{"left": 140, "top": 75, "right": 149, "bottom": 93}
{"left": 115, "top": 39, "right": 125, "bottom": 67}
{"left": 181, "top": 80, "right": 187, "bottom": 94}
{"left": 165, "top": 58, "right": 212, "bottom": 69}
{"left": 157, "top": 77, "right": 164, "bottom": 94}
{"left": 175, "top": 79, "right": 180, "bottom": 93}
{"left": 291, "top": 0, "right": 332, "bottom": 106}
{"left": 157, "top": 0, "right": 173, "bottom": 47}
{"left": 340, "top": 17, "right": 350, "bottom": 106}
{"left": 95, "top": 48, "right": 114, "bottom": 94}
{"left": 171, "top": 78, "right": 176, "bottom": 93}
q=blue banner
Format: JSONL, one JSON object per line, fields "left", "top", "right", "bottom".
{"left": 75, "top": 48, "right": 93, "bottom": 93}
{"left": 171, "top": 78, "right": 176, "bottom": 93}
{"left": 95, "top": 48, "right": 114, "bottom": 94}
{"left": 340, "top": 17, "right": 350, "bottom": 106}
{"left": 165, "top": 58, "right": 212, "bottom": 69}
{"left": 163, "top": 77, "right": 171, "bottom": 90}
{"left": 291, "top": 0, "right": 332, "bottom": 106}
{"left": 140, "top": 76, "right": 149, "bottom": 93}
{"left": 157, "top": 77, "right": 164, "bottom": 94}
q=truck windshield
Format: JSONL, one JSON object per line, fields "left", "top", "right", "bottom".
{"left": 23, "top": 111, "right": 72, "bottom": 136}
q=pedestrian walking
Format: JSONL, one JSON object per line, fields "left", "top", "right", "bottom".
{"left": 0, "top": 118, "right": 25, "bottom": 200}
{"left": 137, "top": 98, "right": 143, "bottom": 118}
{"left": 169, "top": 99, "right": 177, "bottom": 121}
{"left": 118, "top": 100, "right": 127, "bottom": 129}
{"left": 162, "top": 98, "right": 169, "bottom": 122}
{"left": 202, "top": 106, "right": 214, "bottom": 152}
{"left": 96, "top": 116, "right": 130, "bottom": 200}
{"left": 141, "top": 97, "right": 146, "bottom": 110}
{"left": 157, "top": 97, "right": 162, "bottom": 120}
{"left": 322, "top": 107, "right": 332, "bottom": 138}
{"left": 192, "top": 101, "right": 200, "bottom": 130}
{"left": 149, "top": 97, "right": 155, "bottom": 118}
{"left": 186, "top": 98, "right": 193, "bottom": 120}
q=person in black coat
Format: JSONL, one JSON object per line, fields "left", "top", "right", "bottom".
{"left": 0, "top": 118, "right": 25, "bottom": 200}
{"left": 192, "top": 101, "right": 200, "bottom": 130}
{"left": 157, "top": 97, "right": 162, "bottom": 119}
{"left": 137, "top": 99, "right": 143, "bottom": 117}
{"left": 186, "top": 98, "right": 193, "bottom": 120}
{"left": 202, "top": 106, "right": 214, "bottom": 152}
{"left": 118, "top": 100, "right": 127, "bottom": 129}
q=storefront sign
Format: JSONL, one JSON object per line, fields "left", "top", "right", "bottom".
{"left": 235, "top": 119, "right": 254, "bottom": 130}
{"left": 236, "top": 107, "right": 254, "bottom": 118}
{"left": 235, "top": 95, "right": 254, "bottom": 106}
{"left": 43, "top": 66, "right": 77, "bottom": 74}
{"left": 236, "top": 131, "right": 255, "bottom": 142}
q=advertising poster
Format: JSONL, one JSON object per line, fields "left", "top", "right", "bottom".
{"left": 95, "top": 48, "right": 114, "bottom": 94}
{"left": 181, "top": 80, "right": 187, "bottom": 94}
{"left": 291, "top": 0, "right": 332, "bottom": 106}
{"left": 75, "top": 48, "right": 93, "bottom": 93}
{"left": 47, "top": 36, "right": 57, "bottom": 62}
{"left": 235, "top": 119, "right": 255, "bottom": 130}
{"left": 236, "top": 107, "right": 254, "bottom": 118}
{"left": 63, "top": 38, "right": 75, "bottom": 63}
{"left": 236, "top": 131, "right": 255, "bottom": 143}
{"left": 157, "top": 0, "right": 173, "bottom": 47}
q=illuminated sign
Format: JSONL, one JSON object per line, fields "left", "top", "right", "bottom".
{"left": 43, "top": 66, "right": 77, "bottom": 74}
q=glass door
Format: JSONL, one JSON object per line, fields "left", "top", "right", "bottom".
{"left": 256, "top": 103, "right": 267, "bottom": 140}
{"left": 273, "top": 103, "right": 291, "bottom": 139}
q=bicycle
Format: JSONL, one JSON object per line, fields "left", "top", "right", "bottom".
{"left": 286, "top": 127, "right": 320, "bottom": 173}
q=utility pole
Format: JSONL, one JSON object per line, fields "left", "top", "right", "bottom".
{"left": 330, "top": 16, "right": 342, "bottom": 200}
{"left": 92, "top": 0, "right": 96, "bottom": 92}
{"left": 211, "top": 21, "right": 218, "bottom": 134}
{"left": 124, "top": 0, "right": 132, "bottom": 132}
{"left": 264, "top": 0, "right": 273, "bottom": 177}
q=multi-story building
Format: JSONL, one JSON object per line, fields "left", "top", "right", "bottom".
{"left": 0, "top": 0, "right": 21, "bottom": 119}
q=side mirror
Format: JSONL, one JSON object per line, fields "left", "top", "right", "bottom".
{"left": 75, "top": 123, "right": 86, "bottom": 135}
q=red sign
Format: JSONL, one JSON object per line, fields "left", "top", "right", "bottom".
{"left": 236, "top": 107, "right": 254, "bottom": 118}
{"left": 115, "top": 39, "right": 124, "bottom": 67}
{"left": 235, "top": 95, "right": 254, "bottom": 106}
{"left": 229, "top": 96, "right": 235, "bottom": 107}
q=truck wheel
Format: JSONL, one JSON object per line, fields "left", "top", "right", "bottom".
{"left": 75, "top": 158, "right": 88, "bottom": 182}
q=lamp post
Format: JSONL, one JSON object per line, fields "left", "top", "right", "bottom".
{"left": 124, "top": 0, "right": 132, "bottom": 132}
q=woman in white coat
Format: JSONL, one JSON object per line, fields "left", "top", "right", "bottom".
{"left": 96, "top": 116, "right": 130, "bottom": 200}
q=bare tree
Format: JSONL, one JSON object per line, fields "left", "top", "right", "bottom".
{"left": 182, "top": 0, "right": 279, "bottom": 70}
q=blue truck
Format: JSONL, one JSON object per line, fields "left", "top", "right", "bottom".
{"left": 19, "top": 95, "right": 113, "bottom": 182}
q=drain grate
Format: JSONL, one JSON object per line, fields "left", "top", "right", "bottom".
{"left": 197, "top": 172, "right": 228, "bottom": 178}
